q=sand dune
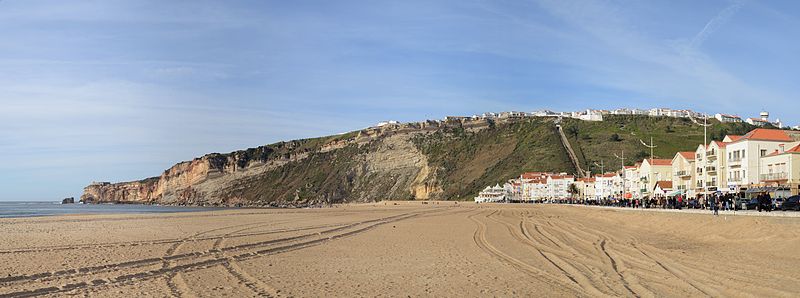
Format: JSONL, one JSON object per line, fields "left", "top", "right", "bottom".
{"left": 1, "top": 202, "right": 799, "bottom": 297}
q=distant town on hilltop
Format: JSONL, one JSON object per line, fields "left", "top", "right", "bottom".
{"left": 376, "top": 107, "right": 794, "bottom": 130}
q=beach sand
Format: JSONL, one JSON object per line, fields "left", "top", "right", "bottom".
{"left": 1, "top": 202, "right": 799, "bottom": 297}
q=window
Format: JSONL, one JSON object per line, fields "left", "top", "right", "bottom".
{"left": 760, "top": 149, "right": 767, "bottom": 157}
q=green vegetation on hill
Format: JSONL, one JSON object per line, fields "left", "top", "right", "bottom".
{"left": 562, "top": 115, "right": 755, "bottom": 174}
{"left": 412, "top": 118, "right": 573, "bottom": 200}
{"left": 411, "top": 115, "right": 757, "bottom": 200}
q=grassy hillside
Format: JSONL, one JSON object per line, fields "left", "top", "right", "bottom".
{"left": 412, "top": 115, "right": 756, "bottom": 200}
{"left": 563, "top": 115, "right": 755, "bottom": 173}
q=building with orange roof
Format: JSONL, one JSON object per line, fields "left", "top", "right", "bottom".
{"left": 639, "top": 158, "right": 673, "bottom": 197}
{"left": 704, "top": 140, "right": 729, "bottom": 193}
{"left": 546, "top": 174, "right": 575, "bottom": 199}
{"left": 723, "top": 135, "right": 743, "bottom": 142}
{"left": 725, "top": 128, "right": 800, "bottom": 193}
{"left": 758, "top": 142, "right": 800, "bottom": 196}
{"left": 653, "top": 181, "right": 673, "bottom": 198}
{"left": 671, "top": 151, "right": 696, "bottom": 198}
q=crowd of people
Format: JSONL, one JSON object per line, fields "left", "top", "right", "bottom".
{"left": 525, "top": 192, "right": 779, "bottom": 216}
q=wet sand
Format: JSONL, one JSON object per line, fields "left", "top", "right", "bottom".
{"left": 1, "top": 202, "right": 799, "bottom": 297}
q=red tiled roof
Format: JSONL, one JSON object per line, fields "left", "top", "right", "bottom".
{"left": 521, "top": 172, "right": 548, "bottom": 179}
{"left": 712, "top": 141, "right": 726, "bottom": 148}
{"left": 726, "top": 135, "right": 743, "bottom": 142}
{"left": 787, "top": 144, "right": 800, "bottom": 153}
{"left": 655, "top": 181, "right": 673, "bottom": 189}
{"left": 646, "top": 159, "right": 673, "bottom": 166}
{"left": 739, "top": 128, "right": 792, "bottom": 142}
{"left": 577, "top": 178, "right": 596, "bottom": 182}
{"left": 678, "top": 152, "right": 695, "bottom": 160}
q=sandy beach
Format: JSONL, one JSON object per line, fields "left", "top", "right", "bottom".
{"left": 1, "top": 202, "right": 799, "bottom": 297}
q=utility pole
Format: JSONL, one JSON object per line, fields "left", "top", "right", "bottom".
{"left": 594, "top": 160, "right": 604, "bottom": 174}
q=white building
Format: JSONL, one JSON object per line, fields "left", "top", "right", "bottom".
{"left": 574, "top": 178, "right": 596, "bottom": 201}
{"left": 671, "top": 152, "right": 696, "bottom": 198}
{"left": 622, "top": 165, "right": 640, "bottom": 198}
{"left": 474, "top": 184, "right": 510, "bottom": 203}
{"left": 725, "top": 128, "right": 799, "bottom": 193}
{"left": 714, "top": 113, "right": 743, "bottom": 123}
{"left": 595, "top": 173, "right": 623, "bottom": 200}
{"left": 546, "top": 175, "right": 575, "bottom": 199}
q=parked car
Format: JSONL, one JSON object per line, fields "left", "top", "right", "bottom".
{"left": 773, "top": 198, "right": 785, "bottom": 210}
{"left": 734, "top": 197, "right": 750, "bottom": 210}
{"left": 744, "top": 198, "right": 760, "bottom": 210}
{"left": 780, "top": 196, "right": 800, "bottom": 211}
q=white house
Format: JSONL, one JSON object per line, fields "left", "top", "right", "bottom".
{"left": 475, "top": 184, "right": 510, "bottom": 203}
{"left": 639, "top": 158, "right": 674, "bottom": 197}
{"left": 671, "top": 152, "right": 696, "bottom": 198}
{"left": 714, "top": 113, "right": 743, "bottom": 123}
{"left": 759, "top": 143, "right": 800, "bottom": 196}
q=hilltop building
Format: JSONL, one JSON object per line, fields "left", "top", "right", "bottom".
{"left": 714, "top": 113, "right": 743, "bottom": 123}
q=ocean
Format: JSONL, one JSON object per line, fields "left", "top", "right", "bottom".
{"left": 0, "top": 201, "right": 223, "bottom": 218}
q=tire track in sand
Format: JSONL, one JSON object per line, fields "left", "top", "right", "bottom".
{"left": 487, "top": 210, "right": 608, "bottom": 297}
{"left": 2, "top": 211, "right": 430, "bottom": 297}
{"left": 467, "top": 209, "right": 584, "bottom": 296}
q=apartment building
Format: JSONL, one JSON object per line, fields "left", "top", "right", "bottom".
{"left": 638, "top": 159, "right": 673, "bottom": 197}
{"left": 671, "top": 152, "right": 696, "bottom": 198}
{"left": 759, "top": 143, "right": 800, "bottom": 196}
{"left": 725, "top": 128, "right": 800, "bottom": 193}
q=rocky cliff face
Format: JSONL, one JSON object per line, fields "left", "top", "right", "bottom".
{"left": 81, "top": 119, "right": 499, "bottom": 206}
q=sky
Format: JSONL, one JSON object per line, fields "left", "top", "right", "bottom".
{"left": 1, "top": 0, "right": 799, "bottom": 200}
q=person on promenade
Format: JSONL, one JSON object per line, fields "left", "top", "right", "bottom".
{"left": 712, "top": 195, "right": 719, "bottom": 216}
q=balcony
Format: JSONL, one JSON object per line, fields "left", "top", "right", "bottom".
{"left": 675, "top": 170, "right": 691, "bottom": 178}
{"left": 706, "top": 166, "right": 717, "bottom": 175}
{"left": 760, "top": 172, "right": 788, "bottom": 181}
{"left": 706, "top": 150, "right": 717, "bottom": 161}
{"left": 728, "top": 177, "right": 742, "bottom": 183}
{"left": 706, "top": 181, "right": 716, "bottom": 187}
{"left": 729, "top": 157, "right": 742, "bottom": 164}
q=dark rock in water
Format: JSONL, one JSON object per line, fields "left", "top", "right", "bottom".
{"left": 62, "top": 197, "right": 75, "bottom": 204}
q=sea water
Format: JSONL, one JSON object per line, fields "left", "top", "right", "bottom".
{"left": 0, "top": 201, "right": 223, "bottom": 218}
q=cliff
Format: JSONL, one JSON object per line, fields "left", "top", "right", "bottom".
{"left": 82, "top": 115, "right": 757, "bottom": 206}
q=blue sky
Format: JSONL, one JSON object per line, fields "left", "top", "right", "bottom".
{"left": 1, "top": 0, "right": 798, "bottom": 200}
